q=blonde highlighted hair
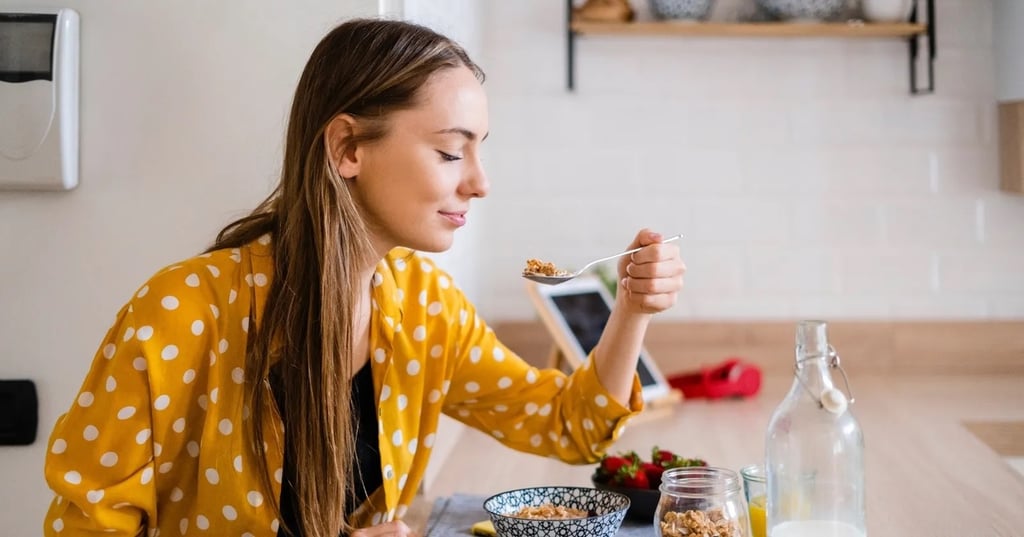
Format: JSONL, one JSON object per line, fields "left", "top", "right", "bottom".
{"left": 208, "top": 18, "right": 483, "bottom": 537}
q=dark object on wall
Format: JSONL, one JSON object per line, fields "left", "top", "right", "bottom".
{"left": 0, "top": 379, "right": 38, "bottom": 445}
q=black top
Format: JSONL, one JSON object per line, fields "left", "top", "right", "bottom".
{"left": 271, "top": 360, "right": 382, "bottom": 537}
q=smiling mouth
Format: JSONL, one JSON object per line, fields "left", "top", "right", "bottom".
{"left": 440, "top": 211, "right": 467, "bottom": 227}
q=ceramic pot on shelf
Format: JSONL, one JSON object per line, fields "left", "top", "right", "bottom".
{"left": 860, "top": 0, "right": 914, "bottom": 22}
{"left": 648, "top": 0, "right": 714, "bottom": 21}
{"left": 754, "top": 0, "right": 846, "bottom": 21}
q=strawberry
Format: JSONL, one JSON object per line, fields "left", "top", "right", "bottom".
{"left": 663, "top": 456, "right": 708, "bottom": 469}
{"left": 597, "top": 454, "right": 632, "bottom": 481}
{"left": 652, "top": 446, "right": 675, "bottom": 465}
{"left": 617, "top": 461, "right": 650, "bottom": 489}
{"left": 640, "top": 462, "right": 664, "bottom": 488}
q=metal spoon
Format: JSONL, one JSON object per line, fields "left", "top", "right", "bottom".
{"left": 522, "top": 234, "right": 682, "bottom": 286}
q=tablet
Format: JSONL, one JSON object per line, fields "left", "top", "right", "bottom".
{"left": 525, "top": 276, "right": 671, "bottom": 404}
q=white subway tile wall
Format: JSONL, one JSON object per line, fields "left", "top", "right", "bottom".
{"left": 474, "top": 0, "right": 1024, "bottom": 321}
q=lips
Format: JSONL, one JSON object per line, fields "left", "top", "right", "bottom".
{"left": 439, "top": 211, "right": 467, "bottom": 227}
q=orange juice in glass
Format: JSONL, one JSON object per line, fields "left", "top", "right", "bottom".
{"left": 748, "top": 494, "right": 767, "bottom": 537}
{"left": 741, "top": 464, "right": 767, "bottom": 537}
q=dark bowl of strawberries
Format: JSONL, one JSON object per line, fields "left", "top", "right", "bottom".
{"left": 591, "top": 446, "right": 707, "bottom": 521}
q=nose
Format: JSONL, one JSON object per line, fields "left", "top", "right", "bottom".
{"left": 460, "top": 157, "right": 489, "bottom": 199}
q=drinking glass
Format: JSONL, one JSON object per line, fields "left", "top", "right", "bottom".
{"left": 740, "top": 464, "right": 766, "bottom": 537}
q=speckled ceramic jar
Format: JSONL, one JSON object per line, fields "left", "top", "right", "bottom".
{"left": 755, "top": 0, "right": 845, "bottom": 21}
{"left": 648, "top": 0, "right": 715, "bottom": 21}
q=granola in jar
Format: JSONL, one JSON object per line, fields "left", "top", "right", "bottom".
{"left": 654, "top": 467, "right": 749, "bottom": 537}
{"left": 660, "top": 508, "right": 741, "bottom": 537}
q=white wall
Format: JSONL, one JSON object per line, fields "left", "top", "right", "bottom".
{"left": 0, "top": 0, "right": 377, "bottom": 533}
{"left": 476, "top": 0, "right": 1024, "bottom": 321}
{"left": 994, "top": 0, "right": 1024, "bottom": 101}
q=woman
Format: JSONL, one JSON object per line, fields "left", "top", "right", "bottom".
{"left": 43, "top": 18, "right": 685, "bottom": 537}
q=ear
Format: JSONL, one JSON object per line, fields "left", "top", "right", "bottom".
{"left": 324, "top": 113, "right": 362, "bottom": 179}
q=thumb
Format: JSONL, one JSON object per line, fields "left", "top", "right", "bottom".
{"left": 627, "top": 228, "right": 664, "bottom": 250}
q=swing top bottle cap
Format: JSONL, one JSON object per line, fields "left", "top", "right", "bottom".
{"left": 820, "top": 387, "right": 848, "bottom": 414}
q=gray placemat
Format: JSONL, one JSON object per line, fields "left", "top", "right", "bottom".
{"left": 424, "top": 493, "right": 656, "bottom": 536}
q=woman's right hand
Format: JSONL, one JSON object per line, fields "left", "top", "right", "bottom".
{"left": 351, "top": 520, "right": 418, "bottom": 537}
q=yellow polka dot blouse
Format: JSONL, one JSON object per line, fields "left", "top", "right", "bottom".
{"left": 43, "top": 237, "right": 643, "bottom": 536}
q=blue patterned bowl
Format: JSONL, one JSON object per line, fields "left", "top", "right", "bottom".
{"left": 648, "top": 0, "right": 714, "bottom": 21}
{"left": 755, "top": 0, "right": 845, "bottom": 21}
{"left": 483, "top": 486, "right": 630, "bottom": 537}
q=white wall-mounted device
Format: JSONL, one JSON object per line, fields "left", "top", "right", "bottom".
{"left": 0, "top": 8, "right": 79, "bottom": 191}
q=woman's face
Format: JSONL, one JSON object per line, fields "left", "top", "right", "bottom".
{"left": 351, "top": 65, "right": 489, "bottom": 255}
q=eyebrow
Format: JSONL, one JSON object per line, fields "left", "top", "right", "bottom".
{"left": 434, "top": 127, "right": 489, "bottom": 142}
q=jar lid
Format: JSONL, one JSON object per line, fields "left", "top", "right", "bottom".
{"left": 659, "top": 466, "right": 741, "bottom": 496}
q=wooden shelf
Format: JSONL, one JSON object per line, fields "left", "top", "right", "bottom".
{"left": 570, "top": 20, "right": 928, "bottom": 38}
{"left": 563, "top": 0, "right": 937, "bottom": 93}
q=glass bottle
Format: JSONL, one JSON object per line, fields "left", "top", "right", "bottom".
{"left": 654, "top": 467, "right": 749, "bottom": 537}
{"left": 764, "top": 320, "right": 866, "bottom": 537}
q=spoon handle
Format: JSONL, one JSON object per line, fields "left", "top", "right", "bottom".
{"left": 582, "top": 234, "right": 683, "bottom": 270}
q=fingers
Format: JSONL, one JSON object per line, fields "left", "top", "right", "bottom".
{"left": 618, "top": 229, "right": 686, "bottom": 314}
{"left": 629, "top": 240, "right": 679, "bottom": 265}
{"left": 622, "top": 267, "right": 684, "bottom": 294}
{"left": 350, "top": 521, "right": 418, "bottom": 537}
{"left": 626, "top": 252, "right": 685, "bottom": 276}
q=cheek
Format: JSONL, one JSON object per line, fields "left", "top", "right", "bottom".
{"left": 360, "top": 149, "right": 455, "bottom": 211}
{"left": 397, "top": 164, "right": 458, "bottom": 204}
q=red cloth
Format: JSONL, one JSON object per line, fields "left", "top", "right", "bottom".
{"left": 667, "top": 358, "right": 762, "bottom": 399}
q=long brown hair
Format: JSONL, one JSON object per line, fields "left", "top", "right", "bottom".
{"left": 207, "top": 18, "right": 483, "bottom": 537}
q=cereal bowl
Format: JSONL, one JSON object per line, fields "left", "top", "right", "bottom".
{"left": 483, "top": 486, "right": 630, "bottom": 537}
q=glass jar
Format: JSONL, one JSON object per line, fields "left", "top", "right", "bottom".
{"left": 654, "top": 467, "right": 750, "bottom": 537}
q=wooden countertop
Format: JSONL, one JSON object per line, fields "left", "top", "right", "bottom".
{"left": 405, "top": 374, "right": 1024, "bottom": 536}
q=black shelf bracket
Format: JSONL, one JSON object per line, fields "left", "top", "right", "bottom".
{"left": 908, "top": 0, "right": 937, "bottom": 95}
{"left": 567, "top": 0, "right": 577, "bottom": 91}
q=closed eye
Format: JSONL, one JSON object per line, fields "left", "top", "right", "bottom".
{"left": 437, "top": 150, "right": 463, "bottom": 162}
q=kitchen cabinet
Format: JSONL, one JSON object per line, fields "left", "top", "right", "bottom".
{"left": 995, "top": 0, "right": 1024, "bottom": 194}
{"left": 999, "top": 103, "right": 1024, "bottom": 194}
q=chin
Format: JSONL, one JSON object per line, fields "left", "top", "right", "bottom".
{"left": 403, "top": 232, "right": 455, "bottom": 253}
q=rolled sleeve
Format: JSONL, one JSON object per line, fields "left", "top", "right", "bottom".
{"left": 441, "top": 292, "right": 643, "bottom": 465}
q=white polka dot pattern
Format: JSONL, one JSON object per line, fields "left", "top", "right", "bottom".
{"left": 41, "top": 243, "right": 641, "bottom": 535}
{"left": 247, "top": 491, "right": 263, "bottom": 507}
{"left": 77, "top": 392, "right": 94, "bottom": 408}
